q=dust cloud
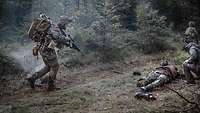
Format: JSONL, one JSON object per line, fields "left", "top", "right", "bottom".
{"left": 9, "top": 44, "right": 45, "bottom": 74}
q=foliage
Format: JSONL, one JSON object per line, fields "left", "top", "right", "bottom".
{"left": 1, "top": 0, "right": 198, "bottom": 65}
{"left": 130, "top": 0, "right": 176, "bottom": 54}
{"left": 151, "top": 0, "right": 200, "bottom": 30}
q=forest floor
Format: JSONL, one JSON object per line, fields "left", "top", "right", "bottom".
{"left": 0, "top": 50, "right": 200, "bottom": 113}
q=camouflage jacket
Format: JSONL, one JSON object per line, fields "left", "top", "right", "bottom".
{"left": 187, "top": 46, "right": 200, "bottom": 64}
{"left": 35, "top": 24, "right": 70, "bottom": 49}
{"left": 154, "top": 65, "right": 178, "bottom": 78}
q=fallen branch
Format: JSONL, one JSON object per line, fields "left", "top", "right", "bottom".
{"left": 112, "top": 70, "right": 123, "bottom": 74}
{"left": 27, "top": 102, "right": 70, "bottom": 107}
{"left": 164, "top": 85, "right": 200, "bottom": 111}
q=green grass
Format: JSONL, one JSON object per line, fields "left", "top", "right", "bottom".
{"left": 174, "top": 51, "right": 188, "bottom": 65}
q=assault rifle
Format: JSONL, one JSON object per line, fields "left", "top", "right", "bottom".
{"left": 57, "top": 28, "right": 81, "bottom": 52}
{"left": 67, "top": 34, "right": 81, "bottom": 52}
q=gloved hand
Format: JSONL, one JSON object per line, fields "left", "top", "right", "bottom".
{"left": 32, "top": 46, "right": 39, "bottom": 56}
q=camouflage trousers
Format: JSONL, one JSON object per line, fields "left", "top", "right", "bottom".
{"left": 143, "top": 71, "right": 170, "bottom": 91}
{"left": 32, "top": 48, "right": 59, "bottom": 84}
{"left": 183, "top": 60, "right": 200, "bottom": 83}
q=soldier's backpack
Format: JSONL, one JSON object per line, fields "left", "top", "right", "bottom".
{"left": 28, "top": 18, "right": 51, "bottom": 42}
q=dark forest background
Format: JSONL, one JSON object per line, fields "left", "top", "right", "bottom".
{"left": 1, "top": 0, "right": 200, "bottom": 34}
{"left": 1, "top": 1, "right": 200, "bottom": 113}
{"left": 1, "top": 0, "right": 200, "bottom": 68}
{"left": 1, "top": 0, "right": 200, "bottom": 40}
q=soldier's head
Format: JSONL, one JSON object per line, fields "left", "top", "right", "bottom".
{"left": 58, "top": 16, "right": 73, "bottom": 29}
{"left": 60, "top": 16, "right": 73, "bottom": 24}
{"left": 160, "top": 60, "right": 169, "bottom": 66}
{"left": 188, "top": 21, "right": 195, "bottom": 27}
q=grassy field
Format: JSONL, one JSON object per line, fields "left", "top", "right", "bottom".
{"left": 0, "top": 49, "right": 199, "bottom": 113}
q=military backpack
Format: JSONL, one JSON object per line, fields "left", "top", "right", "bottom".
{"left": 28, "top": 18, "right": 51, "bottom": 42}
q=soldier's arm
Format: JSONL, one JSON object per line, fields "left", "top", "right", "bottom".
{"left": 194, "top": 28, "right": 199, "bottom": 40}
{"left": 194, "top": 28, "right": 198, "bottom": 35}
{"left": 184, "top": 27, "right": 190, "bottom": 36}
{"left": 32, "top": 42, "right": 40, "bottom": 56}
{"left": 188, "top": 48, "right": 198, "bottom": 63}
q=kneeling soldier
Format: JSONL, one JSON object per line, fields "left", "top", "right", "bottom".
{"left": 183, "top": 42, "right": 200, "bottom": 84}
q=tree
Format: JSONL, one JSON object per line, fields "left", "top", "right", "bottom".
{"left": 151, "top": 0, "right": 200, "bottom": 30}
{"left": 131, "top": 0, "right": 174, "bottom": 53}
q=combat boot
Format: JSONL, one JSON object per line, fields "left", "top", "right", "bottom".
{"left": 35, "top": 79, "right": 49, "bottom": 88}
{"left": 135, "top": 91, "right": 156, "bottom": 101}
{"left": 47, "top": 80, "right": 55, "bottom": 91}
{"left": 26, "top": 74, "right": 35, "bottom": 89}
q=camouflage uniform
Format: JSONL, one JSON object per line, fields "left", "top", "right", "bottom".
{"left": 27, "top": 15, "right": 74, "bottom": 90}
{"left": 140, "top": 64, "right": 178, "bottom": 91}
{"left": 33, "top": 36, "right": 59, "bottom": 89}
{"left": 183, "top": 42, "right": 200, "bottom": 84}
{"left": 184, "top": 21, "right": 198, "bottom": 44}
{"left": 27, "top": 15, "right": 59, "bottom": 90}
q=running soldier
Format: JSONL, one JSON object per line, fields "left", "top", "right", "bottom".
{"left": 26, "top": 14, "right": 76, "bottom": 91}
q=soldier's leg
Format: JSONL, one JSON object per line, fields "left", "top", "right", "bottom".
{"left": 26, "top": 65, "right": 50, "bottom": 88}
{"left": 189, "top": 64, "right": 200, "bottom": 80}
{"left": 47, "top": 64, "right": 59, "bottom": 90}
{"left": 183, "top": 61, "right": 195, "bottom": 83}
{"left": 143, "top": 71, "right": 160, "bottom": 86}
{"left": 45, "top": 50, "right": 59, "bottom": 90}
{"left": 33, "top": 65, "right": 50, "bottom": 80}
{"left": 49, "top": 65, "right": 59, "bottom": 80}
{"left": 196, "top": 65, "right": 200, "bottom": 79}
{"left": 142, "top": 74, "right": 170, "bottom": 91}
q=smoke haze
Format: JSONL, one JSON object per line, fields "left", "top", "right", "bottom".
{"left": 9, "top": 44, "right": 45, "bottom": 74}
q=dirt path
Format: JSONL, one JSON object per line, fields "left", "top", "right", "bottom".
{"left": 0, "top": 54, "right": 199, "bottom": 113}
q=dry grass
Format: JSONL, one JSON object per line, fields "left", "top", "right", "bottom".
{"left": 0, "top": 49, "right": 199, "bottom": 113}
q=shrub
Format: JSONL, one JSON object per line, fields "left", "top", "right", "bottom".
{"left": 97, "top": 46, "right": 127, "bottom": 63}
{"left": 0, "top": 50, "right": 21, "bottom": 76}
{"left": 132, "top": 0, "right": 176, "bottom": 54}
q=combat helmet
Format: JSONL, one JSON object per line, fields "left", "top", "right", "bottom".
{"left": 188, "top": 21, "right": 195, "bottom": 27}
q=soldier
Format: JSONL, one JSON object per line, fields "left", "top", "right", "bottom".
{"left": 26, "top": 14, "right": 74, "bottom": 91}
{"left": 137, "top": 61, "right": 178, "bottom": 92}
{"left": 183, "top": 42, "right": 200, "bottom": 84}
{"left": 184, "top": 21, "right": 198, "bottom": 44}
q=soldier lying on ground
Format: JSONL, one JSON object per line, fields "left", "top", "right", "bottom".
{"left": 137, "top": 61, "right": 178, "bottom": 92}
{"left": 26, "top": 13, "right": 74, "bottom": 91}
{"left": 183, "top": 42, "right": 200, "bottom": 84}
